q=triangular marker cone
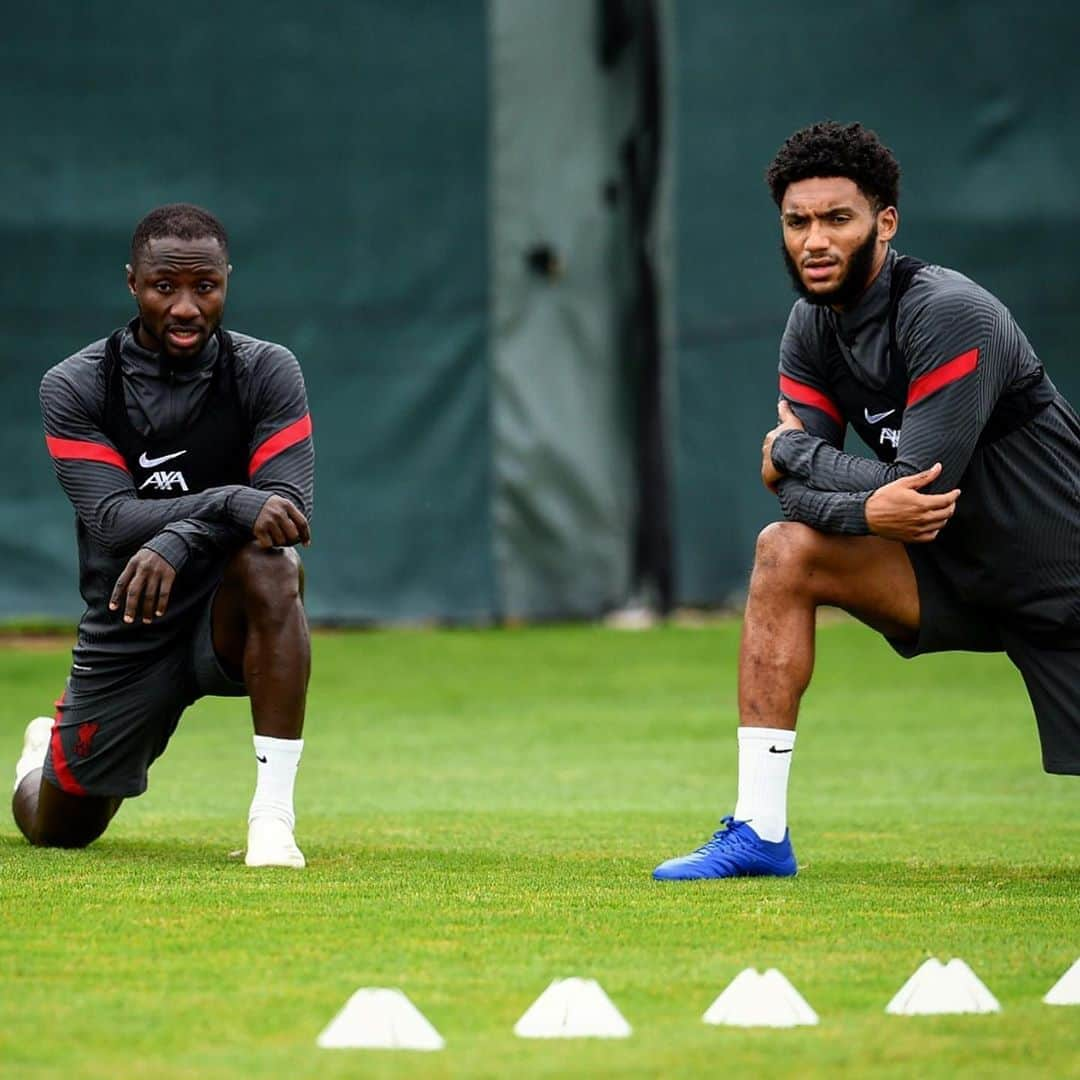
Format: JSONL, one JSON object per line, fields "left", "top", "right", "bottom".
{"left": 514, "top": 978, "right": 632, "bottom": 1038}
{"left": 1044, "top": 958, "right": 1080, "bottom": 1005}
{"left": 316, "top": 988, "right": 445, "bottom": 1050}
{"left": 885, "top": 958, "right": 945, "bottom": 1015}
{"left": 886, "top": 957, "right": 999, "bottom": 1015}
{"left": 944, "top": 959, "right": 1000, "bottom": 1012}
{"left": 703, "top": 968, "right": 818, "bottom": 1027}
{"left": 761, "top": 969, "right": 820, "bottom": 1025}
{"left": 702, "top": 968, "right": 761, "bottom": 1023}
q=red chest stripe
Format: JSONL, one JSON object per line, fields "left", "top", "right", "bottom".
{"left": 45, "top": 436, "right": 129, "bottom": 473}
{"left": 907, "top": 347, "right": 979, "bottom": 407}
{"left": 249, "top": 413, "right": 312, "bottom": 476}
{"left": 779, "top": 376, "right": 843, "bottom": 425}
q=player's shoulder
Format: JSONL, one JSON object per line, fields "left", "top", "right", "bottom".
{"left": 784, "top": 296, "right": 831, "bottom": 337}
{"left": 225, "top": 330, "right": 300, "bottom": 375}
{"left": 901, "top": 261, "right": 1007, "bottom": 323}
{"left": 780, "top": 298, "right": 830, "bottom": 373}
{"left": 40, "top": 336, "right": 110, "bottom": 397}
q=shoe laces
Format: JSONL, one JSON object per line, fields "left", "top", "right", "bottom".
{"left": 696, "top": 815, "right": 754, "bottom": 855}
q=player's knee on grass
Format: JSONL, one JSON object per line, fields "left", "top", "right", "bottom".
{"left": 18, "top": 773, "right": 121, "bottom": 848}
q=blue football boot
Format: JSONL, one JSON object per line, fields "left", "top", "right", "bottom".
{"left": 652, "top": 816, "right": 797, "bottom": 880}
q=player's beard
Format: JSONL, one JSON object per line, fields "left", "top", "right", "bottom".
{"left": 782, "top": 224, "right": 879, "bottom": 309}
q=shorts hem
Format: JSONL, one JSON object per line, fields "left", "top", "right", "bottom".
{"left": 42, "top": 767, "right": 147, "bottom": 800}
{"left": 1043, "top": 759, "right": 1080, "bottom": 776}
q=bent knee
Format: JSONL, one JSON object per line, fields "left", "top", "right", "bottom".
{"left": 753, "top": 521, "right": 825, "bottom": 574}
{"left": 225, "top": 543, "right": 303, "bottom": 608}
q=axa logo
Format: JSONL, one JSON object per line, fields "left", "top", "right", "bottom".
{"left": 139, "top": 470, "right": 189, "bottom": 492}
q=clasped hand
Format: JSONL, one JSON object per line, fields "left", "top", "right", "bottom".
{"left": 865, "top": 463, "right": 960, "bottom": 543}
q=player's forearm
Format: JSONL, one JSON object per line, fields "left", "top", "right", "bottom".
{"left": 775, "top": 477, "right": 872, "bottom": 534}
{"left": 53, "top": 459, "right": 275, "bottom": 556}
{"left": 773, "top": 400, "right": 981, "bottom": 494}
{"left": 772, "top": 430, "right": 910, "bottom": 492}
{"left": 142, "top": 518, "right": 252, "bottom": 571}
{"left": 90, "top": 484, "right": 251, "bottom": 555}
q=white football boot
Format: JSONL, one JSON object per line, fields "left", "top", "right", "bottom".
{"left": 13, "top": 716, "right": 53, "bottom": 792}
{"left": 245, "top": 817, "right": 306, "bottom": 868}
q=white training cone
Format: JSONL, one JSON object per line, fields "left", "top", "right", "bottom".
{"left": 316, "top": 988, "right": 445, "bottom": 1050}
{"left": 703, "top": 967, "right": 818, "bottom": 1028}
{"left": 1043, "top": 958, "right": 1080, "bottom": 1005}
{"left": 885, "top": 957, "right": 1000, "bottom": 1015}
{"left": 514, "top": 977, "right": 632, "bottom": 1039}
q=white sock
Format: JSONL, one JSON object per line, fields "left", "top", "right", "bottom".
{"left": 248, "top": 735, "right": 303, "bottom": 831}
{"left": 731, "top": 727, "right": 796, "bottom": 842}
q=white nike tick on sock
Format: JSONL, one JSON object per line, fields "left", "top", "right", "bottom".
{"left": 731, "top": 726, "right": 796, "bottom": 843}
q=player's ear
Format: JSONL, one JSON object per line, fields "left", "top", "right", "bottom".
{"left": 125, "top": 263, "right": 136, "bottom": 297}
{"left": 878, "top": 206, "right": 898, "bottom": 243}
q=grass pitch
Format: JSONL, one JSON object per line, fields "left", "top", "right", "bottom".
{"left": 1, "top": 621, "right": 1077, "bottom": 1078}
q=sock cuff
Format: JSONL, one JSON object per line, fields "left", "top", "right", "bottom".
{"left": 253, "top": 734, "right": 304, "bottom": 758}
{"left": 737, "top": 726, "right": 796, "bottom": 749}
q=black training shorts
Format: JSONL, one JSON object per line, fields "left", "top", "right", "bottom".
{"left": 887, "top": 544, "right": 1080, "bottom": 776}
{"left": 42, "top": 594, "right": 246, "bottom": 799}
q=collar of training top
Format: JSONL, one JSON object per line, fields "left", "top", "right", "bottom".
{"left": 121, "top": 316, "right": 221, "bottom": 379}
{"left": 826, "top": 247, "right": 896, "bottom": 347}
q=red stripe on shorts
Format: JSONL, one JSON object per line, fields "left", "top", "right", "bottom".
{"left": 49, "top": 692, "right": 86, "bottom": 796}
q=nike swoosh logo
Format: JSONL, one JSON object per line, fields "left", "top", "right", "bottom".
{"left": 255, "top": 754, "right": 268, "bottom": 764}
{"left": 768, "top": 746, "right": 794, "bottom": 754}
{"left": 864, "top": 408, "right": 895, "bottom": 425}
{"left": 138, "top": 450, "right": 187, "bottom": 468}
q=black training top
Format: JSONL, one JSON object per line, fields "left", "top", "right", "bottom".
{"left": 40, "top": 320, "right": 314, "bottom": 661}
{"left": 773, "top": 248, "right": 1080, "bottom": 636}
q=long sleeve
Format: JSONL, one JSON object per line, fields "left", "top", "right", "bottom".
{"left": 775, "top": 478, "right": 872, "bottom": 534}
{"left": 772, "top": 304, "right": 873, "bottom": 531}
{"left": 242, "top": 341, "right": 314, "bottom": 519}
{"left": 777, "top": 305, "right": 847, "bottom": 447}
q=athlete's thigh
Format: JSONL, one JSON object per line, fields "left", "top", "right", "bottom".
{"left": 799, "top": 531, "right": 921, "bottom": 640}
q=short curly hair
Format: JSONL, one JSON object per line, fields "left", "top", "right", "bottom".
{"left": 765, "top": 121, "right": 900, "bottom": 211}
{"left": 131, "top": 203, "right": 229, "bottom": 265}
